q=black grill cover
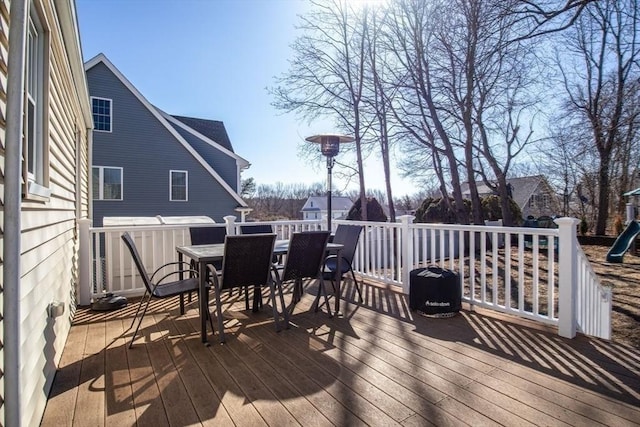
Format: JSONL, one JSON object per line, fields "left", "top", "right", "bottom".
{"left": 409, "top": 267, "right": 461, "bottom": 314}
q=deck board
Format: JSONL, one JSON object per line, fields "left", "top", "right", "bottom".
{"left": 41, "top": 281, "right": 640, "bottom": 426}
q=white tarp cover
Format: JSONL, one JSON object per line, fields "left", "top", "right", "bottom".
{"left": 103, "top": 215, "right": 215, "bottom": 226}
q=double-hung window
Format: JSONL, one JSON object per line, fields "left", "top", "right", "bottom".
{"left": 91, "top": 97, "right": 112, "bottom": 132}
{"left": 170, "top": 170, "right": 188, "bottom": 201}
{"left": 92, "top": 166, "right": 123, "bottom": 200}
{"left": 24, "top": 2, "right": 50, "bottom": 198}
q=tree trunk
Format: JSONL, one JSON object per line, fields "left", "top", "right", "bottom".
{"left": 595, "top": 148, "right": 612, "bottom": 235}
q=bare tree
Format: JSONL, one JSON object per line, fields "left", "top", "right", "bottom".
{"left": 504, "top": 0, "right": 597, "bottom": 42}
{"left": 557, "top": 0, "right": 640, "bottom": 234}
{"left": 270, "top": 0, "right": 373, "bottom": 220}
{"left": 362, "top": 4, "right": 398, "bottom": 221}
{"left": 245, "top": 181, "right": 326, "bottom": 220}
{"left": 383, "top": 0, "right": 539, "bottom": 225}
{"left": 383, "top": 0, "right": 471, "bottom": 223}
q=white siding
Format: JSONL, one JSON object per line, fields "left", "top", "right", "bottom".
{"left": 0, "top": 1, "right": 10, "bottom": 423}
{"left": 0, "top": 0, "right": 92, "bottom": 425}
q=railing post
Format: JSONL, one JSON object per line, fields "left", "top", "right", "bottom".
{"left": 399, "top": 215, "right": 415, "bottom": 294}
{"left": 224, "top": 215, "right": 237, "bottom": 236}
{"left": 78, "top": 218, "right": 92, "bottom": 306}
{"left": 555, "top": 217, "right": 579, "bottom": 338}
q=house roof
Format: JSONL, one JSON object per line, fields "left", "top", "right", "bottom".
{"left": 171, "top": 115, "right": 234, "bottom": 152}
{"left": 301, "top": 196, "right": 354, "bottom": 212}
{"left": 162, "top": 112, "right": 249, "bottom": 169}
{"left": 83, "top": 53, "right": 248, "bottom": 207}
{"left": 460, "top": 175, "right": 547, "bottom": 208}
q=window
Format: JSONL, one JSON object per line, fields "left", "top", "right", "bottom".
{"left": 93, "top": 166, "right": 122, "bottom": 200}
{"left": 170, "top": 170, "right": 188, "bottom": 201}
{"left": 24, "top": 3, "right": 50, "bottom": 198}
{"left": 91, "top": 97, "right": 112, "bottom": 132}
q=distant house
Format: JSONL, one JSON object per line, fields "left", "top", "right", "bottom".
{"left": 301, "top": 196, "right": 353, "bottom": 220}
{"left": 85, "top": 54, "right": 250, "bottom": 226}
{"left": 0, "top": 1, "right": 93, "bottom": 425}
{"left": 461, "top": 175, "right": 561, "bottom": 218}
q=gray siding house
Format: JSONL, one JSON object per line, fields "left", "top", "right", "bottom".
{"left": 85, "top": 54, "right": 249, "bottom": 226}
{"left": 461, "top": 175, "right": 561, "bottom": 218}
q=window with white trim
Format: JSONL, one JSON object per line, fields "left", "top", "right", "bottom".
{"left": 91, "top": 97, "right": 112, "bottom": 132}
{"left": 24, "top": 2, "right": 50, "bottom": 198}
{"left": 92, "top": 166, "right": 123, "bottom": 200}
{"left": 170, "top": 170, "right": 188, "bottom": 201}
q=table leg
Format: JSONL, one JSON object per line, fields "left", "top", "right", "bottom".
{"left": 199, "top": 260, "right": 208, "bottom": 344}
{"left": 178, "top": 253, "right": 185, "bottom": 314}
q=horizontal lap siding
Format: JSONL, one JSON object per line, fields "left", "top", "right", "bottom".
{"left": 88, "top": 62, "right": 242, "bottom": 226}
{"left": 172, "top": 124, "right": 239, "bottom": 189}
{"left": 0, "top": 0, "right": 8, "bottom": 423}
{"left": 17, "top": 1, "right": 91, "bottom": 426}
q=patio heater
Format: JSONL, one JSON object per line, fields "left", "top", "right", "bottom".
{"left": 305, "top": 134, "right": 354, "bottom": 231}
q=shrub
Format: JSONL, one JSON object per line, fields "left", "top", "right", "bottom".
{"left": 414, "top": 197, "right": 468, "bottom": 223}
{"left": 580, "top": 216, "right": 589, "bottom": 236}
{"left": 481, "top": 194, "right": 523, "bottom": 224}
{"left": 346, "top": 197, "right": 388, "bottom": 221}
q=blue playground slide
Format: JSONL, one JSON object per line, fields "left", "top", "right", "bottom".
{"left": 606, "top": 220, "right": 640, "bottom": 263}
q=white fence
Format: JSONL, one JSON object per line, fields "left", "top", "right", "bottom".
{"left": 78, "top": 215, "right": 611, "bottom": 340}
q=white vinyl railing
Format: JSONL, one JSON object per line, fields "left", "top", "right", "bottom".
{"left": 575, "top": 245, "right": 612, "bottom": 338}
{"left": 78, "top": 215, "right": 611, "bottom": 340}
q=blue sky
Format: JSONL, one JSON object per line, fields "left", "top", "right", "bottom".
{"left": 76, "top": 0, "right": 414, "bottom": 197}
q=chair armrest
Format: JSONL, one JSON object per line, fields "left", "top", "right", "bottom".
{"left": 324, "top": 255, "right": 352, "bottom": 268}
{"left": 150, "top": 261, "right": 194, "bottom": 282}
{"left": 208, "top": 265, "right": 223, "bottom": 289}
{"left": 206, "top": 264, "right": 221, "bottom": 277}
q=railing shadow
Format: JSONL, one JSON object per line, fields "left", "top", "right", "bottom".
{"left": 323, "top": 279, "right": 640, "bottom": 408}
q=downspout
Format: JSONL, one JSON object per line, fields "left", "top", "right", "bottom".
{"left": 4, "top": 0, "right": 29, "bottom": 425}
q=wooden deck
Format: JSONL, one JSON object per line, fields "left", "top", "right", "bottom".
{"left": 42, "top": 280, "right": 640, "bottom": 426}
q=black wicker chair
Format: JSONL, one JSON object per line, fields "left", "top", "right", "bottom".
{"left": 189, "top": 225, "right": 227, "bottom": 245}
{"left": 240, "top": 224, "right": 274, "bottom": 235}
{"left": 323, "top": 224, "right": 364, "bottom": 302}
{"left": 240, "top": 223, "right": 281, "bottom": 293}
{"left": 274, "top": 231, "right": 332, "bottom": 325}
{"left": 209, "top": 233, "right": 278, "bottom": 343}
{"left": 121, "top": 232, "right": 214, "bottom": 348}
{"left": 188, "top": 226, "right": 227, "bottom": 298}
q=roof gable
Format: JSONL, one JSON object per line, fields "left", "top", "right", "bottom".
{"left": 461, "top": 175, "right": 546, "bottom": 207}
{"left": 84, "top": 53, "right": 247, "bottom": 207}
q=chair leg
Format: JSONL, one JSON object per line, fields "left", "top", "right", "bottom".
{"left": 268, "top": 281, "right": 281, "bottom": 332}
{"left": 129, "top": 293, "right": 153, "bottom": 348}
{"left": 351, "top": 270, "right": 363, "bottom": 302}
{"left": 320, "top": 280, "right": 333, "bottom": 317}
{"left": 203, "top": 288, "right": 215, "bottom": 337}
{"left": 252, "top": 286, "right": 263, "bottom": 313}
{"left": 127, "top": 291, "right": 149, "bottom": 332}
{"left": 275, "top": 278, "right": 290, "bottom": 328}
{"left": 213, "top": 285, "right": 226, "bottom": 344}
{"left": 312, "top": 278, "right": 333, "bottom": 317}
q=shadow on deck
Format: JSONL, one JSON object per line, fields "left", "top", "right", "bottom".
{"left": 42, "top": 280, "right": 640, "bottom": 426}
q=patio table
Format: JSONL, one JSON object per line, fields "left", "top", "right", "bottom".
{"left": 177, "top": 239, "right": 344, "bottom": 344}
